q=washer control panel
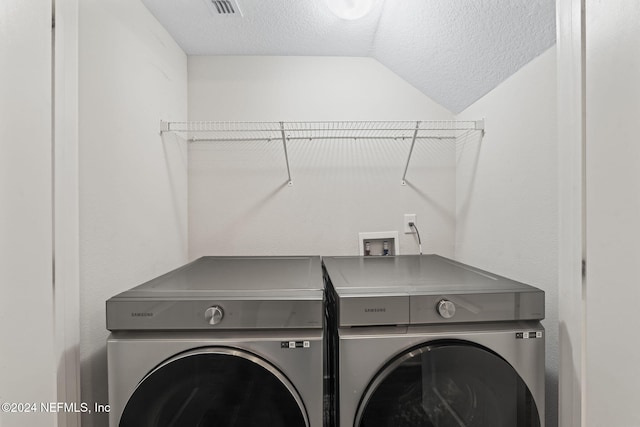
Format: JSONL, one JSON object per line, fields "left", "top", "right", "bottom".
{"left": 437, "top": 299, "right": 456, "bottom": 319}
{"left": 205, "top": 305, "right": 224, "bottom": 325}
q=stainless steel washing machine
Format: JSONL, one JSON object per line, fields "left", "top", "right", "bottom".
{"left": 106, "top": 256, "right": 325, "bottom": 427}
{"left": 323, "top": 254, "right": 545, "bottom": 427}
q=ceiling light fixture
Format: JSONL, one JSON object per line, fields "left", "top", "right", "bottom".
{"left": 326, "top": 0, "right": 373, "bottom": 20}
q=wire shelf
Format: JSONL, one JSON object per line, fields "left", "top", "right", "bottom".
{"left": 160, "top": 120, "right": 485, "bottom": 185}
{"left": 162, "top": 120, "right": 482, "bottom": 141}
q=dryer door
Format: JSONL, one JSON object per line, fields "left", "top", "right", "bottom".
{"left": 119, "top": 348, "right": 308, "bottom": 427}
{"left": 355, "top": 340, "right": 541, "bottom": 427}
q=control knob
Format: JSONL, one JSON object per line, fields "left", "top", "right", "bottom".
{"left": 437, "top": 299, "right": 456, "bottom": 319}
{"left": 205, "top": 306, "right": 224, "bottom": 325}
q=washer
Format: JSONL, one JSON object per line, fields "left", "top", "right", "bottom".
{"left": 106, "top": 256, "right": 325, "bottom": 427}
{"left": 323, "top": 254, "right": 545, "bottom": 427}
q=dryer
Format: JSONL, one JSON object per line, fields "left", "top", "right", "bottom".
{"left": 106, "top": 256, "right": 325, "bottom": 427}
{"left": 323, "top": 254, "right": 545, "bottom": 427}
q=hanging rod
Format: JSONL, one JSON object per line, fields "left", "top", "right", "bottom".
{"left": 188, "top": 136, "right": 459, "bottom": 142}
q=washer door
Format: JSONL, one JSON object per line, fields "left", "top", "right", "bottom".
{"left": 119, "top": 347, "right": 309, "bottom": 427}
{"left": 355, "top": 340, "right": 541, "bottom": 427}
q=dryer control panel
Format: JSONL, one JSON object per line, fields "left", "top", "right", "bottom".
{"left": 411, "top": 291, "right": 545, "bottom": 324}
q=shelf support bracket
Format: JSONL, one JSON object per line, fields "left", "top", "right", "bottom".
{"left": 401, "top": 121, "right": 421, "bottom": 185}
{"left": 280, "top": 122, "right": 293, "bottom": 186}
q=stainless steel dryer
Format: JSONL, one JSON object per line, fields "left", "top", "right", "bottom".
{"left": 106, "top": 256, "right": 325, "bottom": 427}
{"left": 323, "top": 254, "right": 545, "bottom": 427}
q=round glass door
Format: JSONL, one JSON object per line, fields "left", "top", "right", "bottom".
{"left": 120, "top": 348, "right": 308, "bottom": 427}
{"left": 355, "top": 340, "right": 540, "bottom": 427}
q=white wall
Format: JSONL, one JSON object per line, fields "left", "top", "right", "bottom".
{"left": 78, "top": 1, "right": 188, "bottom": 425}
{"left": 585, "top": 1, "right": 640, "bottom": 425}
{"left": 455, "top": 47, "right": 558, "bottom": 427}
{"left": 188, "top": 56, "right": 456, "bottom": 258}
{"left": 0, "top": 1, "right": 57, "bottom": 426}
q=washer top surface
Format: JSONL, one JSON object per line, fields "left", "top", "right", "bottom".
{"left": 106, "top": 256, "right": 324, "bottom": 331}
{"left": 323, "top": 254, "right": 538, "bottom": 296}
{"left": 112, "top": 256, "right": 323, "bottom": 300}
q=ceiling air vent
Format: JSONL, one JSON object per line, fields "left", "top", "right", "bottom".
{"left": 204, "top": 0, "right": 243, "bottom": 16}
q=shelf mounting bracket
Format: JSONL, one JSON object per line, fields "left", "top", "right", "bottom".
{"left": 476, "top": 119, "right": 485, "bottom": 137}
{"left": 159, "top": 120, "right": 170, "bottom": 135}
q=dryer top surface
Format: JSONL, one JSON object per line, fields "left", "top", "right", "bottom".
{"left": 323, "top": 254, "right": 541, "bottom": 296}
{"left": 324, "top": 255, "right": 545, "bottom": 326}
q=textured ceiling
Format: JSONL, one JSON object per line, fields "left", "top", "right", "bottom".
{"left": 141, "top": 0, "right": 556, "bottom": 113}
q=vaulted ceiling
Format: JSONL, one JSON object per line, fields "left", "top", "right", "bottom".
{"left": 141, "top": 0, "right": 556, "bottom": 113}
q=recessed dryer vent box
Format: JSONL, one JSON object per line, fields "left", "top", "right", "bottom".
{"left": 358, "top": 231, "right": 399, "bottom": 256}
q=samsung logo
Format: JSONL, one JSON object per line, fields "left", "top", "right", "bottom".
{"left": 364, "top": 308, "right": 386, "bottom": 313}
{"left": 131, "top": 312, "right": 154, "bottom": 317}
